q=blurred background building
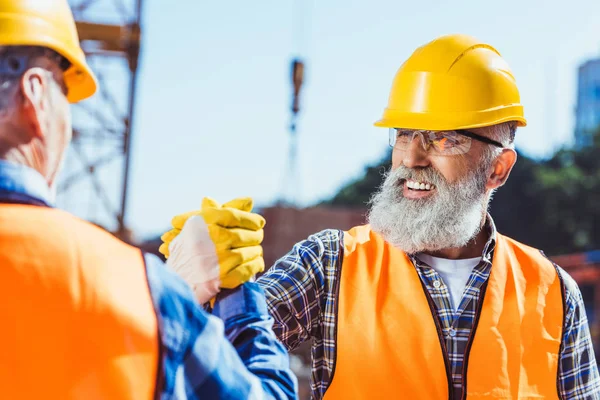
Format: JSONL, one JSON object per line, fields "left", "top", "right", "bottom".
{"left": 575, "top": 57, "right": 600, "bottom": 148}
{"left": 65, "top": 0, "right": 600, "bottom": 397}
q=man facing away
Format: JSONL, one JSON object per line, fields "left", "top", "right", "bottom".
{"left": 0, "top": 1, "right": 297, "bottom": 398}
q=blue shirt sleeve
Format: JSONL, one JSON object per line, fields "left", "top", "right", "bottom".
{"left": 144, "top": 253, "right": 298, "bottom": 400}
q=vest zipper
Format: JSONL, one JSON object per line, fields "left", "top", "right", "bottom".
{"left": 544, "top": 251, "right": 567, "bottom": 400}
{"left": 417, "top": 275, "right": 454, "bottom": 400}
{"left": 459, "top": 279, "right": 490, "bottom": 400}
{"left": 322, "top": 232, "right": 345, "bottom": 399}
{"left": 142, "top": 251, "right": 166, "bottom": 400}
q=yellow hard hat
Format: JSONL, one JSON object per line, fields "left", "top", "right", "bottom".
{"left": 375, "top": 34, "right": 526, "bottom": 130}
{"left": 0, "top": 0, "right": 97, "bottom": 103}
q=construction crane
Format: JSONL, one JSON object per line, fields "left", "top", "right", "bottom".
{"left": 58, "top": 0, "right": 143, "bottom": 242}
{"left": 278, "top": 0, "right": 309, "bottom": 207}
{"left": 278, "top": 58, "right": 305, "bottom": 207}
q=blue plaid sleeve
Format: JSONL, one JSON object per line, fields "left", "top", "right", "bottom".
{"left": 144, "top": 253, "right": 297, "bottom": 400}
{"left": 557, "top": 267, "right": 600, "bottom": 399}
{"left": 257, "top": 229, "right": 343, "bottom": 399}
{"left": 256, "top": 229, "right": 340, "bottom": 350}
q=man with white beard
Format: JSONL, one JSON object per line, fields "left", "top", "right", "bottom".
{"left": 161, "top": 34, "right": 599, "bottom": 399}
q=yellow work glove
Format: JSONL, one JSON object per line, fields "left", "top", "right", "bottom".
{"left": 159, "top": 197, "right": 266, "bottom": 304}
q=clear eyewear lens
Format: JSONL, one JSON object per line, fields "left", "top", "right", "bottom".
{"left": 388, "top": 128, "right": 472, "bottom": 156}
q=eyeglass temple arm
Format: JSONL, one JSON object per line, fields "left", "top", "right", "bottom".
{"left": 457, "top": 130, "right": 504, "bottom": 148}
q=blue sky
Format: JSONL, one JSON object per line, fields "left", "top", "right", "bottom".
{"left": 82, "top": 0, "right": 600, "bottom": 239}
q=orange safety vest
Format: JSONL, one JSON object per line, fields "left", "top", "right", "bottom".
{"left": 324, "top": 225, "right": 564, "bottom": 400}
{"left": 0, "top": 204, "right": 161, "bottom": 399}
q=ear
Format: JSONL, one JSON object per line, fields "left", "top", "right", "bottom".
{"left": 20, "top": 68, "right": 48, "bottom": 139}
{"left": 486, "top": 148, "right": 517, "bottom": 190}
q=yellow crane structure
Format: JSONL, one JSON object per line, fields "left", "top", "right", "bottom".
{"left": 58, "top": 0, "right": 142, "bottom": 241}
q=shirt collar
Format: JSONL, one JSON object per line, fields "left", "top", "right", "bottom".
{"left": 0, "top": 160, "right": 54, "bottom": 206}
{"left": 481, "top": 213, "right": 497, "bottom": 262}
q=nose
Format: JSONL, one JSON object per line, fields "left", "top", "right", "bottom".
{"left": 401, "top": 133, "right": 431, "bottom": 169}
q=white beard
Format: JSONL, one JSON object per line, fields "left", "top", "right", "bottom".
{"left": 367, "top": 164, "right": 489, "bottom": 254}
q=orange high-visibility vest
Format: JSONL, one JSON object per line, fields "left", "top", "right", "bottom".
{"left": 0, "top": 205, "right": 160, "bottom": 399}
{"left": 324, "top": 225, "right": 564, "bottom": 400}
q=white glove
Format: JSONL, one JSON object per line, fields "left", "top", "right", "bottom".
{"left": 167, "top": 216, "right": 221, "bottom": 304}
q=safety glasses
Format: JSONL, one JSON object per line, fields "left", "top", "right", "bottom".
{"left": 388, "top": 128, "right": 504, "bottom": 156}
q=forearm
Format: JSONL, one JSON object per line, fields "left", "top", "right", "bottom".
{"left": 145, "top": 252, "right": 296, "bottom": 399}
{"left": 212, "top": 283, "right": 298, "bottom": 399}
{"left": 255, "top": 229, "right": 341, "bottom": 350}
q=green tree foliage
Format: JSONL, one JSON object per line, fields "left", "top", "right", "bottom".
{"left": 323, "top": 130, "right": 600, "bottom": 256}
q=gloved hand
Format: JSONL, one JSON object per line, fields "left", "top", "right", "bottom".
{"left": 159, "top": 197, "right": 266, "bottom": 304}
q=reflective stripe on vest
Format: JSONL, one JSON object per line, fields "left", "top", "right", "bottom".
{"left": 324, "top": 225, "right": 564, "bottom": 400}
{"left": 0, "top": 205, "right": 160, "bottom": 399}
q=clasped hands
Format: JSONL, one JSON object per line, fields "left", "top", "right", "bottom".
{"left": 159, "top": 197, "right": 265, "bottom": 304}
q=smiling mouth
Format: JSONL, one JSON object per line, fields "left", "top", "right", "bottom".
{"left": 403, "top": 179, "right": 436, "bottom": 192}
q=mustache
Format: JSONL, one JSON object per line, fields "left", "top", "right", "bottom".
{"left": 384, "top": 166, "right": 448, "bottom": 188}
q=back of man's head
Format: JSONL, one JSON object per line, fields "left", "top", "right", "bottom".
{"left": 0, "top": 46, "right": 72, "bottom": 186}
{"left": 0, "top": 0, "right": 97, "bottom": 188}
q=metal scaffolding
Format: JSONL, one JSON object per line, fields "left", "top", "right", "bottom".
{"left": 58, "top": 0, "right": 142, "bottom": 241}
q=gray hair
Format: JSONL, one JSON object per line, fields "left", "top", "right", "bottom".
{"left": 473, "top": 121, "right": 518, "bottom": 201}
{"left": 478, "top": 121, "right": 518, "bottom": 167}
{"left": 0, "top": 46, "right": 68, "bottom": 113}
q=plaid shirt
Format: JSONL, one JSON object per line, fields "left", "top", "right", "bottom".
{"left": 257, "top": 217, "right": 600, "bottom": 400}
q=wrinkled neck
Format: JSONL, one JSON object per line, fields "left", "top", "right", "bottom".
{"left": 0, "top": 139, "right": 51, "bottom": 185}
